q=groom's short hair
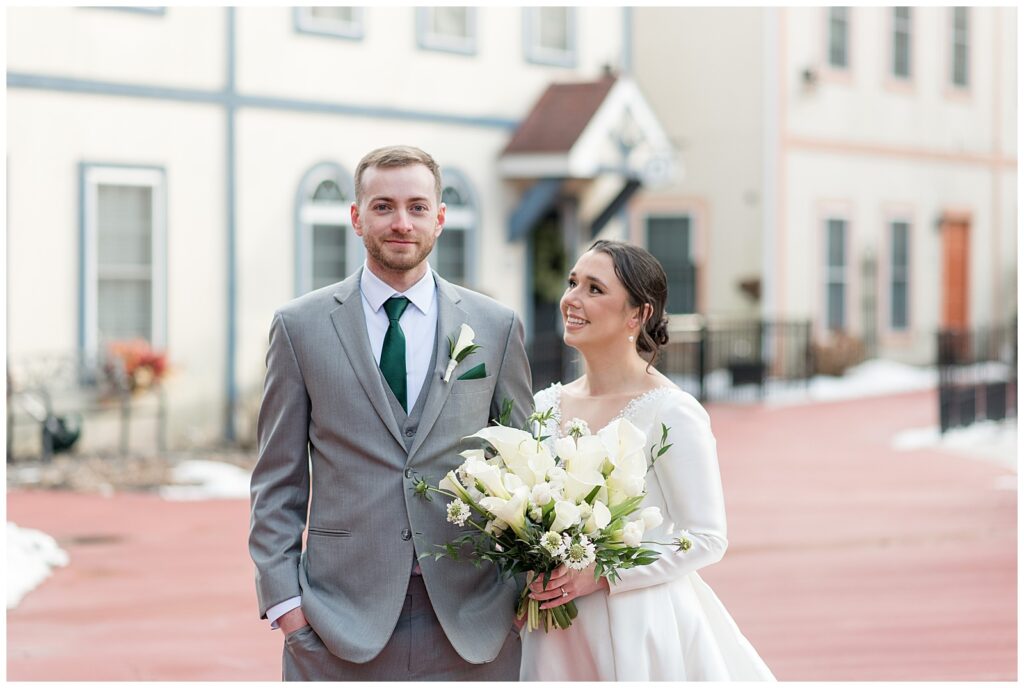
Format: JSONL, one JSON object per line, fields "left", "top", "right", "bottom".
{"left": 354, "top": 145, "right": 443, "bottom": 205}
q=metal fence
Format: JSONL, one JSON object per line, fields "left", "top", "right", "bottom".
{"left": 656, "top": 317, "right": 814, "bottom": 402}
{"left": 937, "top": 321, "right": 1017, "bottom": 433}
{"left": 7, "top": 352, "right": 167, "bottom": 461}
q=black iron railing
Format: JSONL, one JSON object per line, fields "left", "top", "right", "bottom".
{"left": 937, "top": 320, "right": 1017, "bottom": 432}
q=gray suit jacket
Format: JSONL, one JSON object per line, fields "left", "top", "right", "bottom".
{"left": 249, "top": 269, "right": 533, "bottom": 665}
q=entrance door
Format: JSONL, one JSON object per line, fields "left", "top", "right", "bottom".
{"left": 528, "top": 212, "right": 568, "bottom": 391}
{"left": 940, "top": 215, "right": 970, "bottom": 330}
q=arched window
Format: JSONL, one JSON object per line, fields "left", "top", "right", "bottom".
{"left": 295, "top": 163, "right": 359, "bottom": 295}
{"left": 431, "top": 169, "right": 477, "bottom": 286}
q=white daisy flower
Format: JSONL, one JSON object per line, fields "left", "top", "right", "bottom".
{"left": 540, "top": 531, "right": 566, "bottom": 557}
{"left": 565, "top": 417, "right": 591, "bottom": 439}
{"left": 561, "top": 534, "right": 597, "bottom": 571}
{"left": 446, "top": 500, "right": 471, "bottom": 526}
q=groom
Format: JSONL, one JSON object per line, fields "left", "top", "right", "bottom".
{"left": 249, "top": 145, "right": 532, "bottom": 680}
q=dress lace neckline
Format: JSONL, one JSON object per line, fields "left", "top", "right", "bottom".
{"left": 544, "top": 382, "right": 673, "bottom": 439}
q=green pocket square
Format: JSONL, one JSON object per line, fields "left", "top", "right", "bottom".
{"left": 457, "top": 363, "right": 487, "bottom": 381}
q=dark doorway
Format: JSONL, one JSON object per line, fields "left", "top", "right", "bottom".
{"left": 528, "top": 212, "right": 570, "bottom": 392}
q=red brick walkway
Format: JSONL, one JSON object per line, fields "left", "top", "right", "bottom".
{"left": 7, "top": 390, "right": 1016, "bottom": 680}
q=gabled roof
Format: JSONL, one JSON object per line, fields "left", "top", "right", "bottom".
{"left": 503, "top": 74, "right": 618, "bottom": 155}
{"left": 498, "top": 72, "right": 676, "bottom": 186}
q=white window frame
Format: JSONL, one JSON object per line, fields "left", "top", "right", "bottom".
{"left": 951, "top": 7, "right": 969, "bottom": 88}
{"left": 889, "top": 220, "right": 911, "bottom": 331}
{"left": 416, "top": 7, "right": 477, "bottom": 55}
{"left": 429, "top": 169, "right": 478, "bottom": 286}
{"left": 828, "top": 7, "right": 850, "bottom": 69}
{"left": 295, "top": 162, "right": 361, "bottom": 295}
{"left": 523, "top": 7, "right": 577, "bottom": 67}
{"left": 82, "top": 165, "right": 167, "bottom": 361}
{"left": 294, "top": 6, "right": 364, "bottom": 40}
{"left": 824, "top": 218, "right": 848, "bottom": 332}
{"left": 892, "top": 7, "right": 912, "bottom": 79}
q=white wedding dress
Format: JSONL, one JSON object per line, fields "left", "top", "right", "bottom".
{"left": 520, "top": 383, "right": 775, "bottom": 681}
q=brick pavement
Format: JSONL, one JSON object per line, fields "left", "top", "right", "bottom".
{"left": 6, "top": 390, "right": 1016, "bottom": 680}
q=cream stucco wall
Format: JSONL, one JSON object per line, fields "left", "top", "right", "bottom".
{"left": 235, "top": 7, "right": 623, "bottom": 116}
{"left": 631, "top": 8, "right": 765, "bottom": 318}
{"left": 6, "top": 90, "right": 227, "bottom": 448}
{"left": 7, "top": 7, "right": 225, "bottom": 90}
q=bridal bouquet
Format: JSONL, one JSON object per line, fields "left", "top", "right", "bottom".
{"left": 415, "top": 406, "right": 676, "bottom": 632}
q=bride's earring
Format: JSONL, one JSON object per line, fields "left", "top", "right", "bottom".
{"left": 628, "top": 334, "right": 635, "bottom": 343}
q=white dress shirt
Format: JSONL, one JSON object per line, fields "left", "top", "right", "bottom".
{"left": 267, "top": 265, "right": 438, "bottom": 629}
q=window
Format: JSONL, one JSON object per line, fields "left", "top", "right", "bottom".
{"left": 430, "top": 170, "right": 477, "bottom": 286}
{"left": 647, "top": 216, "right": 696, "bottom": 314}
{"left": 417, "top": 7, "right": 476, "bottom": 55}
{"left": 828, "top": 7, "right": 849, "bottom": 68}
{"left": 81, "top": 165, "right": 166, "bottom": 358}
{"left": 952, "top": 7, "right": 969, "bottom": 87}
{"left": 892, "top": 7, "right": 911, "bottom": 79}
{"left": 524, "top": 7, "right": 577, "bottom": 67}
{"left": 825, "top": 219, "right": 847, "bottom": 331}
{"left": 890, "top": 221, "right": 910, "bottom": 330}
{"left": 294, "top": 7, "right": 364, "bottom": 40}
{"left": 296, "top": 163, "right": 357, "bottom": 294}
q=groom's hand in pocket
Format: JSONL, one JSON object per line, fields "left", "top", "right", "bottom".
{"left": 278, "top": 607, "right": 309, "bottom": 635}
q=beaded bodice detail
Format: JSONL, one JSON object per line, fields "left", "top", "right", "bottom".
{"left": 534, "top": 382, "right": 674, "bottom": 441}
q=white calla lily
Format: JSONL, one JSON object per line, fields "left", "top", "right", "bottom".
{"left": 465, "top": 457, "right": 511, "bottom": 499}
{"left": 479, "top": 486, "right": 530, "bottom": 539}
{"left": 597, "top": 417, "right": 647, "bottom": 461}
{"left": 583, "top": 500, "right": 611, "bottom": 535}
{"left": 444, "top": 324, "right": 477, "bottom": 382}
{"left": 468, "top": 425, "right": 540, "bottom": 487}
{"left": 439, "top": 470, "right": 473, "bottom": 502}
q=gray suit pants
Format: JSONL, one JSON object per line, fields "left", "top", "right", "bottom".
{"left": 282, "top": 576, "right": 522, "bottom": 681}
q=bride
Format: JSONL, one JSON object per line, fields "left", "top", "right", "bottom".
{"left": 520, "top": 240, "right": 774, "bottom": 681}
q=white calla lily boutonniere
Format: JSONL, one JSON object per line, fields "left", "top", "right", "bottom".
{"left": 444, "top": 323, "right": 482, "bottom": 382}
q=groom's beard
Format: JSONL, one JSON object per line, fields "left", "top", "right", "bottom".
{"left": 363, "top": 234, "right": 436, "bottom": 273}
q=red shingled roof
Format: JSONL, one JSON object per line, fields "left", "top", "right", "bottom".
{"left": 503, "top": 74, "right": 617, "bottom": 155}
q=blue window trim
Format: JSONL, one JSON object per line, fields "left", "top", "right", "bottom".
{"left": 431, "top": 167, "right": 479, "bottom": 287}
{"left": 523, "top": 7, "right": 578, "bottom": 68}
{"left": 416, "top": 7, "right": 478, "bottom": 56}
{"left": 78, "top": 162, "right": 168, "bottom": 362}
{"left": 294, "top": 162, "right": 359, "bottom": 296}
{"left": 293, "top": 6, "right": 365, "bottom": 41}
{"left": 82, "top": 6, "right": 166, "bottom": 15}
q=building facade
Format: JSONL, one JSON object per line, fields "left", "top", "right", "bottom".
{"left": 632, "top": 6, "right": 1017, "bottom": 364}
{"left": 6, "top": 6, "right": 1017, "bottom": 453}
{"left": 6, "top": 6, "right": 644, "bottom": 451}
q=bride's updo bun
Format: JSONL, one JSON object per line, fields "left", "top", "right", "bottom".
{"left": 588, "top": 239, "right": 670, "bottom": 366}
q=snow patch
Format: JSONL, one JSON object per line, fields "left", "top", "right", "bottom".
{"left": 767, "top": 359, "right": 937, "bottom": 405}
{"left": 8, "top": 522, "right": 69, "bottom": 609}
{"left": 159, "top": 460, "right": 252, "bottom": 501}
{"left": 892, "top": 420, "right": 1018, "bottom": 472}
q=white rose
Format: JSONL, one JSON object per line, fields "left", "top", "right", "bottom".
{"left": 622, "top": 520, "right": 644, "bottom": 548}
{"left": 530, "top": 482, "right": 553, "bottom": 506}
{"left": 640, "top": 506, "right": 663, "bottom": 530}
{"left": 550, "top": 500, "right": 581, "bottom": 532}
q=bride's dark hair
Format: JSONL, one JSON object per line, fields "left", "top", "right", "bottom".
{"left": 588, "top": 239, "right": 670, "bottom": 367}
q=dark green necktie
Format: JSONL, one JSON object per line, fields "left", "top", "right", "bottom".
{"left": 380, "top": 296, "right": 410, "bottom": 411}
